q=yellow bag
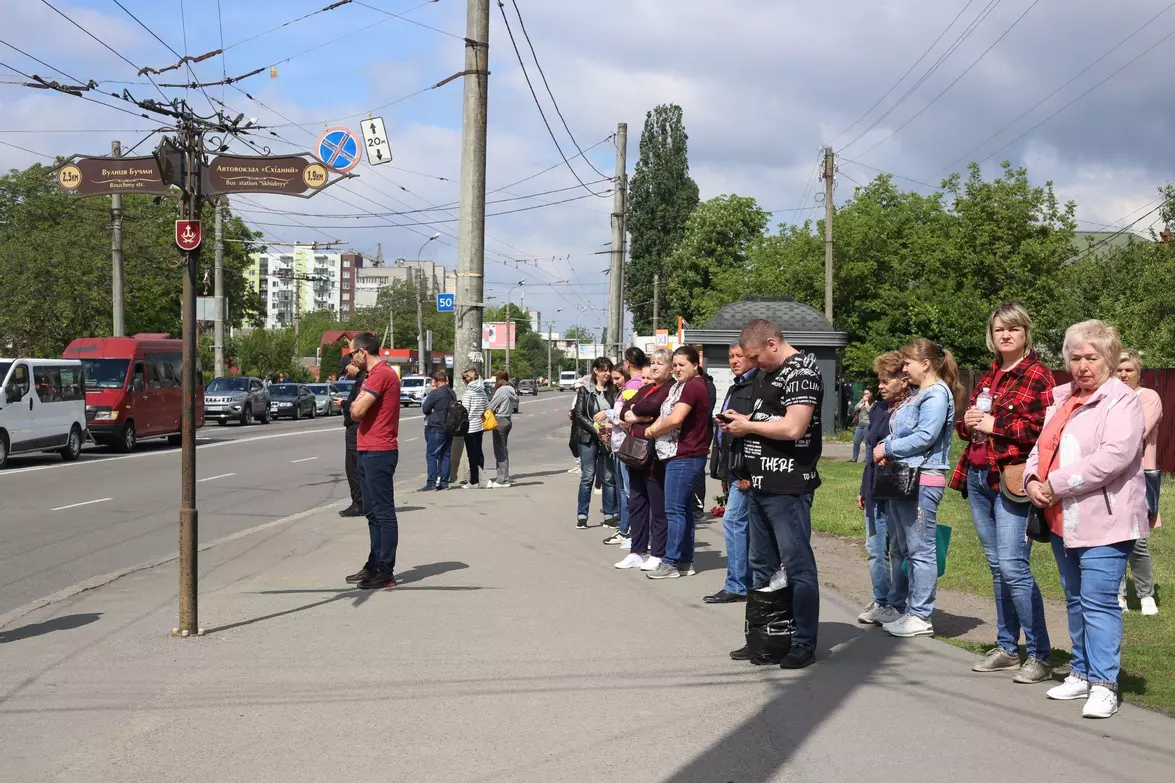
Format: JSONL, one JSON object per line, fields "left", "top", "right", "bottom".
{"left": 482, "top": 408, "right": 498, "bottom": 431}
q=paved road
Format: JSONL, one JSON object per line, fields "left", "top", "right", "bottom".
{"left": 0, "top": 391, "right": 574, "bottom": 616}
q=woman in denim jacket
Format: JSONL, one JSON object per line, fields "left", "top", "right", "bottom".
{"left": 873, "top": 338, "right": 962, "bottom": 638}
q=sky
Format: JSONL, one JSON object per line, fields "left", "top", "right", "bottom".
{"left": 3, "top": 0, "right": 1174, "bottom": 336}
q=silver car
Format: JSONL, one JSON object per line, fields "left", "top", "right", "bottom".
{"left": 307, "top": 383, "right": 342, "bottom": 416}
{"left": 204, "top": 376, "right": 272, "bottom": 426}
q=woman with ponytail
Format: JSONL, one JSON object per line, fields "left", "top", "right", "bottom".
{"left": 873, "top": 338, "right": 961, "bottom": 638}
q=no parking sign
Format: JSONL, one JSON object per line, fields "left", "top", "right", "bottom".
{"left": 316, "top": 127, "right": 362, "bottom": 172}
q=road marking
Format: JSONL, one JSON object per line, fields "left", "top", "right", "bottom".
{"left": 197, "top": 473, "right": 236, "bottom": 483}
{"left": 403, "top": 437, "right": 419, "bottom": 443}
{"left": 290, "top": 457, "right": 318, "bottom": 464}
{"left": 50, "top": 497, "right": 112, "bottom": 512}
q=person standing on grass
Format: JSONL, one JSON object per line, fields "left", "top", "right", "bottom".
{"left": 572, "top": 358, "right": 618, "bottom": 528}
{"left": 873, "top": 339, "right": 960, "bottom": 639}
{"left": 721, "top": 320, "right": 824, "bottom": 669}
{"left": 344, "top": 332, "right": 401, "bottom": 590}
{"left": 850, "top": 389, "right": 873, "bottom": 462}
{"left": 953, "top": 301, "right": 1054, "bottom": 684}
{"left": 1115, "top": 349, "right": 1162, "bottom": 616}
{"left": 420, "top": 370, "right": 455, "bottom": 492}
{"left": 856, "top": 351, "right": 909, "bottom": 625}
{"left": 488, "top": 370, "right": 518, "bottom": 488}
{"left": 644, "top": 346, "right": 712, "bottom": 580}
{"left": 703, "top": 342, "right": 757, "bottom": 604}
{"left": 1025, "top": 321, "right": 1147, "bottom": 719}
{"left": 460, "top": 368, "right": 488, "bottom": 489}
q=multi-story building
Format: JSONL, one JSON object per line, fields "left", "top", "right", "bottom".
{"left": 340, "top": 252, "right": 361, "bottom": 319}
{"left": 352, "top": 259, "right": 454, "bottom": 309}
{"left": 247, "top": 247, "right": 342, "bottom": 330}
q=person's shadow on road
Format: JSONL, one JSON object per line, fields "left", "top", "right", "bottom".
{"left": 0, "top": 613, "right": 102, "bottom": 644}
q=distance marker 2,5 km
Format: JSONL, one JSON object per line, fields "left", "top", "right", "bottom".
{"left": 316, "top": 127, "right": 362, "bottom": 173}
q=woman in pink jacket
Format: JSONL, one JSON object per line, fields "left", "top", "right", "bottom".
{"left": 1025, "top": 320, "right": 1147, "bottom": 719}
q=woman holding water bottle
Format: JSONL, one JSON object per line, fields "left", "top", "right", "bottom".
{"left": 950, "top": 301, "right": 1054, "bottom": 683}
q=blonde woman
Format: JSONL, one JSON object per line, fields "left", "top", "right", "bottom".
{"left": 1115, "top": 349, "right": 1162, "bottom": 616}
{"left": 460, "top": 368, "right": 488, "bottom": 488}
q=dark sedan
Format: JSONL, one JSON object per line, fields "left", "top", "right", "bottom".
{"left": 518, "top": 379, "right": 538, "bottom": 396}
{"left": 268, "top": 384, "right": 317, "bottom": 420}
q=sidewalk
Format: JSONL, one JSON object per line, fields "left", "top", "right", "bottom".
{"left": 2, "top": 435, "right": 1173, "bottom": 781}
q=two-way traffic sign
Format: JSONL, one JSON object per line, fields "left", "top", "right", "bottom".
{"left": 436, "top": 292, "right": 455, "bottom": 312}
{"left": 361, "top": 117, "right": 392, "bottom": 166}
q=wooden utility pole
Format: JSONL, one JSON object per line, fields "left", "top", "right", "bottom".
{"left": 213, "top": 198, "right": 225, "bottom": 378}
{"left": 652, "top": 272, "right": 660, "bottom": 332}
{"left": 110, "top": 140, "right": 125, "bottom": 337}
{"left": 608, "top": 122, "right": 628, "bottom": 363}
{"left": 822, "top": 146, "right": 835, "bottom": 323}
{"left": 454, "top": 0, "right": 490, "bottom": 396}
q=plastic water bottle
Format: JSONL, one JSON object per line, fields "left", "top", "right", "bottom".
{"left": 972, "top": 387, "right": 993, "bottom": 444}
{"left": 755, "top": 566, "right": 790, "bottom": 592}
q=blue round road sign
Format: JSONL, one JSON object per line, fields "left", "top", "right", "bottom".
{"left": 316, "top": 127, "right": 362, "bottom": 173}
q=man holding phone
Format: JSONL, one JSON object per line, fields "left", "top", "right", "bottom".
{"left": 705, "top": 343, "right": 758, "bottom": 604}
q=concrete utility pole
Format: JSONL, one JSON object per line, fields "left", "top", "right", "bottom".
{"left": 110, "top": 140, "right": 125, "bottom": 337}
{"left": 213, "top": 198, "right": 225, "bottom": 378}
{"left": 608, "top": 122, "right": 628, "bottom": 363}
{"left": 177, "top": 123, "right": 200, "bottom": 637}
{"left": 547, "top": 322, "right": 553, "bottom": 384}
{"left": 822, "top": 146, "right": 835, "bottom": 324}
{"left": 505, "top": 280, "right": 524, "bottom": 374}
{"left": 652, "top": 272, "right": 660, "bottom": 332}
{"left": 454, "top": 0, "right": 490, "bottom": 396}
{"left": 416, "top": 268, "right": 426, "bottom": 375}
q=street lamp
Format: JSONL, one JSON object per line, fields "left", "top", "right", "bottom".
{"left": 416, "top": 233, "right": 439, "bottom": 373}
{"left": 505, "top": 280, "right": 525, "bottom": 374}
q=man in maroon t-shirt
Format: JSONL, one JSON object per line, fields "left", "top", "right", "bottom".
{"left": 344, "top": 332, "right": 402, "bottom": 589}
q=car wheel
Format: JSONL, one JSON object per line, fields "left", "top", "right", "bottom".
{"left": 0, "top": 431, "right": 10, "bottom": 469}
{"left": 167, "top": 434, "right": 182, "bottom": 446}
{"left": 294, "top": 405, "right": 302, "bottom": 421}
{"left": 114, "top": 420, "right": 136, "bottom": 453}
{"left": 260, "top": 406, "right": 272, "bottom": 424}
{"left": 240, "top": 404, "right": 252, "bottom": 426}
{"left": 309, "top": 403, "right": 317, "bottom": 419}
{"left": 60, "top": 425, "right": 83, "bottom": 462}
{"left": 216, "top": 419, "right": 227, "bottom": 426}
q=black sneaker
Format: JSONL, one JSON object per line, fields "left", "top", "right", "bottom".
{"left": 338, "top": 504, "right": 364, "bottom": 518}
{"left": 576, "top": 517, "right": 588, "bottom": 529}
{"left": 601, "top": 515, "right": 620, "bottom": 528}
{"left": 436, "top": 485, "right": 448, "bottom": 491}
{"left": 729, "top": 645, "right": 751, "bottom": 661}
{"left": 779, "top": 644, "right": 815, "bottom": 670}
{"left": 346, "top": 564, "right": 372, "bottom": 584}
{"left": 358, "top": 569, "right": 397, "bottom": 590}
{"left": 417, "top": 485, "right": 435, "bottom": 492}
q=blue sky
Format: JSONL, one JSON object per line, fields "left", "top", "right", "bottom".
{"left": 4, "top": 1, "right": 1175, "bottom": 336}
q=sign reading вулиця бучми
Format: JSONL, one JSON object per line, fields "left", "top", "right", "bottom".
{"left": 56, "top": 156, "right": 172, "bottom": 196}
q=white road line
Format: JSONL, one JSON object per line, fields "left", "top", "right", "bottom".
{"left": 403, "top": 437, "right": 419, "bottom": 443}
{"left": 50, "top": 497, "right": 112, "bottom": 512}
{"left": 197, "top": 473, "right": 236, "bottom": 483}
{"left": 290, "top": 457, "right": 318, "bottom": 464}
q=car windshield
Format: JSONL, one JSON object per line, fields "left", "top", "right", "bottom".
{"left": 402, "top": 378, "right": 426, "bottom": 388}
{"left": 308, "top": 385, "right": 329, "bottom": 394}
{"left": 207, "top": 377, "right": 249, "bottom": 392}
{"left": 81, "top": 358, "right": 130, "bottom": 389}
{"left": 335, "top": 380, "right": 354, "bottom": 390}
{"left": 271, "top": 384, "right": 298, "bottom": 397}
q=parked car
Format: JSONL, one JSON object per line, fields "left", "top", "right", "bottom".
{"left": 268, "top": 384, "right": 317, "bottom": 420}
{"left": 333, "top": 379, "right": 356, "bottom": 398}
{"left": 400, "top": 375, "right": 429, "bottom": 407}
{"left": 483, "top": 379, "right": 520, "bottom": 414}
{"left": 0, "top": 358, "right": 87, "bottom": 469}
{"left": 63, "top": 334, "right": 204, "bottom": 452}
{"left": 558, "top": 370, "right": 579, "bottom": 391}
{"left": 205, "top": 376, "right": 271, "bottom": 426}
{"left": 518, "top": 379, "right": 538, "bottom": 396}
{"left": 307, "top": 384, "right": 341, "bottom": 416}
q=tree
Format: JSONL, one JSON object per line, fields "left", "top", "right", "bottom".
{"left": 625, "top": 104, "right": 699, "bottom": 331}
{"left": 564, "top": 324, "right": 594, "bottom": 342}
{"left": 664, "top": 194, "right": 770, "bottom": 324}
{"left": 320, "top": 341, "right": 344, "bottom": 381}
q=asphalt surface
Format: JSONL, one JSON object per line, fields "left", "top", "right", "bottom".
{"left": 0, "top": 390, "right": 572, "bottom": 617}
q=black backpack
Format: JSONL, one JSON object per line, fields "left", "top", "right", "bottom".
{"left": 443, "top": 388, "right": 469, "bottom": 436}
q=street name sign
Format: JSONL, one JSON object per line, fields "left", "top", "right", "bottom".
{"left": 55, "top": 156, "right": 170, "bottom": 197}
{"left": 361, "top": 117, "right": 392, "bottom": 165}
{"left": 207, "top": 154, "right": 330, "bottom": 196}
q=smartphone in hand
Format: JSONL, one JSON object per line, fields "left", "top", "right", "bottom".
{"left": 715, "top": 413, "right": 732, "bottom": 424}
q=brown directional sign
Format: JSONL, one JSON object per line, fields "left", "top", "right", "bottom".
{"left": 206, "top": 154, "right": 330, "bottom": 196}
{"left": 55, "top": 156, "right": 170, "bottom": 197}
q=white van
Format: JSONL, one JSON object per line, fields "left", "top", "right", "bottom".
{"left": 0, "top": 358, "right": 88, "bottom": 468}
{"left": 400, "top": 375, "right": 430, "bottom": 407}
{"left": 559, "top": 370, "right": 579, "bottom": 392}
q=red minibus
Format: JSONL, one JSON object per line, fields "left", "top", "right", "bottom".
{"left": 62, "top": 334, "right": 204, "bottom": 452}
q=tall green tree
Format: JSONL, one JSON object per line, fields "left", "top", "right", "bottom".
{"left": 664, "top": 194, "right": 770, "bottom": 324}
{"left": 625, "top": 103, "right": 699, "bottom": 331}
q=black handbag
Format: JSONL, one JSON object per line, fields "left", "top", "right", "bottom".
{"left": 873, "top": 462, "right": 921, "bottom": 500}
{"left": 1025, "top": 503, "right": 1050, "bottom": 543}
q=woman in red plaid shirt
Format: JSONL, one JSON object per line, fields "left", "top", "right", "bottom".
{"left": 951, "top": 301, "right": 1054, "bottom": 683}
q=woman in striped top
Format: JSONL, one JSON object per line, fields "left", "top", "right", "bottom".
{"left": 461, "top": 368, "right": 489, "bottom": 489}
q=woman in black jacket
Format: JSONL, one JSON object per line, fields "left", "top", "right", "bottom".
{"left": 855, "top": 351, "right": 910, "bottom": 625}
{"left": 573, "top": 357, "right": 617, "bottom": 529}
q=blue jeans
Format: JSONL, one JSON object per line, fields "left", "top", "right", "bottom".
{"left": 663, "top": 456, "right": 705, "bottom": 566}
{"left": 886, "top": 485, "right": 944, "bottom": 620}
{"left": 577, "top": 439, "right": 616, "bottom": 520}
{"left": 1052, "top": 537, "right": 1132, "bottom": 690}
{"left": 722, "top": 484, "right": 751, "bottom": 596}
{"left": 614, "top": 458, "right": 632, "bottom": 536}
{"left": 852, "top": 424, "right": 867, "bottom": 461}
{"left": 357, "top": 449, "right": 399, "bottom": 572}
{"left": 866, "top": 502, "right": 906, "bottom": 607}
{"left": 748, "top": 491, "right": 819, "bottom": 649}
{"left": 966, "top": 468, "right": 1051, "bottom": 660}
{"left": 424, "top": 428, "right": 452, "bottom": 489}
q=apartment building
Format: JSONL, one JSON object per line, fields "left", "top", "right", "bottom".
{"left": 247, "top": 247, "right": 343, "bottom": 330}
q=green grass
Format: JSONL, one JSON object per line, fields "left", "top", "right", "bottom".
{"left": 814, "top": 458, "right": 1175, "bottom": 716}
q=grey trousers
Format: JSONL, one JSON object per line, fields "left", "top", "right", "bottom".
{"left": 1121, "top": 538, "right": 1155, "bottom": 600}
{"left": 492, "top": 419, "right": 512, "bottom": 484}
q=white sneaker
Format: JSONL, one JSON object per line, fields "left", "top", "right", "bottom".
{"left": 1118, "top": 594, "right": 1128, "bottom": 612}
{"left": 567, "top": 466, "right": 580, "bottom": 474}
{"left": 882, "top": 614, "right": 934, "bottom": 638}
{"left": 857, "top": 602, "right": 884, "bottom": 624}
{"left": 1141, "top": 596, "right": 1159, "bottom": 616}
{"left": 1082, "top": 685, "right": 1119, "bottom": 718}
{"left": 1047, "top": 674, "right": 1090, "bottom": 701}
{"left": 640, "top": 556, "right": 662, "bottom": 572}
{"left": 614, "top": 553, "right": 645, "bottom": 569}
{"left": 621, "top": 537, "right": 632, "bottom": 550}
{"left": 872, "top": 605, "right": 903, "bottom": 625}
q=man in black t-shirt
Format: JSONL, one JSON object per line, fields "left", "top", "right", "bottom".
{"left": 720, "top": 318, "right": 823, "bottom": 669}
